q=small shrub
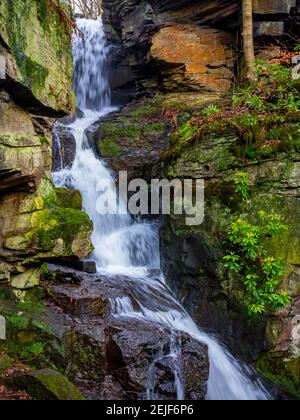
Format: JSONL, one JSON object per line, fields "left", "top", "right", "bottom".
{"left": 224, "top": 211, "right": 290, "bottom": 316}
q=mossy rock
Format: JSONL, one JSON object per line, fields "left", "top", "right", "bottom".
{"left": 0, "top": 354, "right": 12, "bottom": 374}
{"left": 257, "top": 353, "right": 300, "bottom": 399}
{"left": 0, "top": 263, "right": 14, "bottom": 283}
{"left": 0, "top": 291, "right": 68, "bottom": 369}
{"left": 11, "top": 269, "right": 40, "bottom": 290}
{"left": 3, "top": 177, "right": 93, "bottom": 261}
{"left": 55, "top": 188, "right": 82, "bottom": 210}
{"left": 99, "top": 138, "right": 120, "bottom": 158}
{"left": 0, "top": 0, "right": 74, "bottom": 113}
{"left": 6, "top": 368, "right": 84, "bottom": 400}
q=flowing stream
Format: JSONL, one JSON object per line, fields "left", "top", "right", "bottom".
{"left": 53, "top": 17, "right": 271, "bottom": 401}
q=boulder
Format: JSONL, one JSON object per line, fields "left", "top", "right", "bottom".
{"left": 11, "top": 269, "right": 40, "bottom": 290}
{"left": 6, "top": 369, "right": 85, "bottom": 401}
{"left": 0, "top": 178, "right": 93, "bottom": 264}
{"left": 71, "top": 317, "right": 209, "bottom": 400}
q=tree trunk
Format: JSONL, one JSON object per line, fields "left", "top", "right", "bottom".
{"left": 242, "top": 0, "right": 257, "bottom": 83}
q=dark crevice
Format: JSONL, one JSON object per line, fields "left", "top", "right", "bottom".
{"left": 1, "top": 76, "right": 67, "bottom": 118}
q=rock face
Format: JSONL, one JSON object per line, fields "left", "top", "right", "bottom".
{"left": 0, "top": 0, "right": 74, "bottom": 114}
{"left": 103, "top": 0, "right": 237, "bottom": 102}
{"left": 150, "top": 25, "right": 234, "bottom": 93}
{"left": 88, "top": 91, "right": 222, "bottom": 182}
{"left": 0, "top": 1, "right": 93, "bottom": 287}
{"left": 0, "top": 266, "right": 210, "bottom": 400}
{"left": 161, "top": 129, "right": 300, "bottom": 398}
{"left": 102, "top": 0, "right": 297, "bottom": 101}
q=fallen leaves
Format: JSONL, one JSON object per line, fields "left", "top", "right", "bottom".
{"left": 0, "top": 385, "right": 31, "bottom": 401}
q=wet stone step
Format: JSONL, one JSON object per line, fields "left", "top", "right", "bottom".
{"left": 46, "top": 284, "right": 111, "bottom": 317}
{"left": 42, "top": 268, "right": 141, "bottom": 317}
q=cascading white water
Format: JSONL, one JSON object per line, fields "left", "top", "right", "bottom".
{"left": 53, "top": 17, "right": 271, "bottom": 401}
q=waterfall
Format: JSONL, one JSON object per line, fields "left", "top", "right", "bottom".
{"left": 52, "top": 17, "right": 271, "bottom": 401}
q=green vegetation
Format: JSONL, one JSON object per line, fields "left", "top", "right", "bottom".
{"left": 31, "top": 208, "right": 92, "bottom": 252}
{"left": 223, "top": 173, "right": 291, "bottom": 316}
{"left": 99, "top": 138, "right": 120, "bottom": 157}
{"left": 233, "top": 171, "right": 250, "bottom": 202}
{"left": 257, "top": 353, "right": 300, "bottom": 399}
{"left": 129, "top": 106, "right": 157, "bottom": 118}
{"left": 163, "top": 61, "right": 300, "bottom": 161}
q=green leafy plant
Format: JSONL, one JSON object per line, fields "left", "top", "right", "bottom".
{"left": 201, "top": 105, "right": 221, "bottom": 118}
{"left": 21, "top": 342, "right": 45, "bottom": 360}
{"left": 233, "top": 172, "right": 250, "bottom": 202}
{"left": 224, "top": 212, "right": 290, "bottom": 316}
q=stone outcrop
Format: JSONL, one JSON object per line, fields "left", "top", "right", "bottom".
{"left": 99, "top": 0, "right": 300, "bottom": 399}
{"left": 150, "top": 25, "right": 234, "bottom": 93}
{"left": 103, "top": 0, "right": 238, "bottom": 102}
{"left": 160, "top": 129, "right": 300, "bottom": 398}
{"left": 0, "top": 266, "right": 209, "bottom": 400}
{"left": 102, "top": 0, "right": 298, "bottom": 101}
{"left": 0, "top": 1, "right": 93, "bottom": 288}
{"left": 0, "top": 0, "right": 74, "bottom": 115}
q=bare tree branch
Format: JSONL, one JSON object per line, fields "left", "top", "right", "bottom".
{"left": 65, "top": 0, "right": 102, "bottom": 19}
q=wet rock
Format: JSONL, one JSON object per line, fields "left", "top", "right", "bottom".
{"left": 62, "top": 260, "right": 97, "bottom": 275}
{"left": 47, "top": 284, "right": 110, "bottom": 317}
{"left": 1, "top": 266, "right": 210, "bottom": 400}
{"left": 52, "top": 125, "right": 76, "bottom": 172}
{"left": 90, "top": 94, "right": 220, "bottom": 182}
{"left": 5, "top": 368, "right": 85, "bottom": 401}
{"left": 105, "top": 318, "right": 209, "bottom": 400}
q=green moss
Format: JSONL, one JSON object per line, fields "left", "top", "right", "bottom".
{"left": 21, "top": 342, "right": 45, "bottom": 359}
{"left": 0, "top": 354, "right": 12, "bottom": 373}
{"left": 39, "top": 136, "right": 51, "bottom": 146}
{"left": 0, "top": 0, "right": 73, "bottom": 112}
{"left": 30, "top": 208, "right": 93, "bottom": 252}
{"left": 10, "top": 369, "right": 85, "bottom": 400}
{"left": 55, "top": 188, "right": 82, "bottom": 210}
{"left": 7, "top": 314, "right": 30, "bottom": 331}
{"left": 101, "top": 122, "right": 141, "bottom": 139}
{"left": 143, "top": 123, "right": 164, "bottom": 133}
{"left": 257, "top": 354, "right": 300, "bottom": 399}
{"left": 99, "top": 138, "right": 120, "bottom": 157}
{"left": 129, "top": 106, "right": 158, "bottom": 118}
